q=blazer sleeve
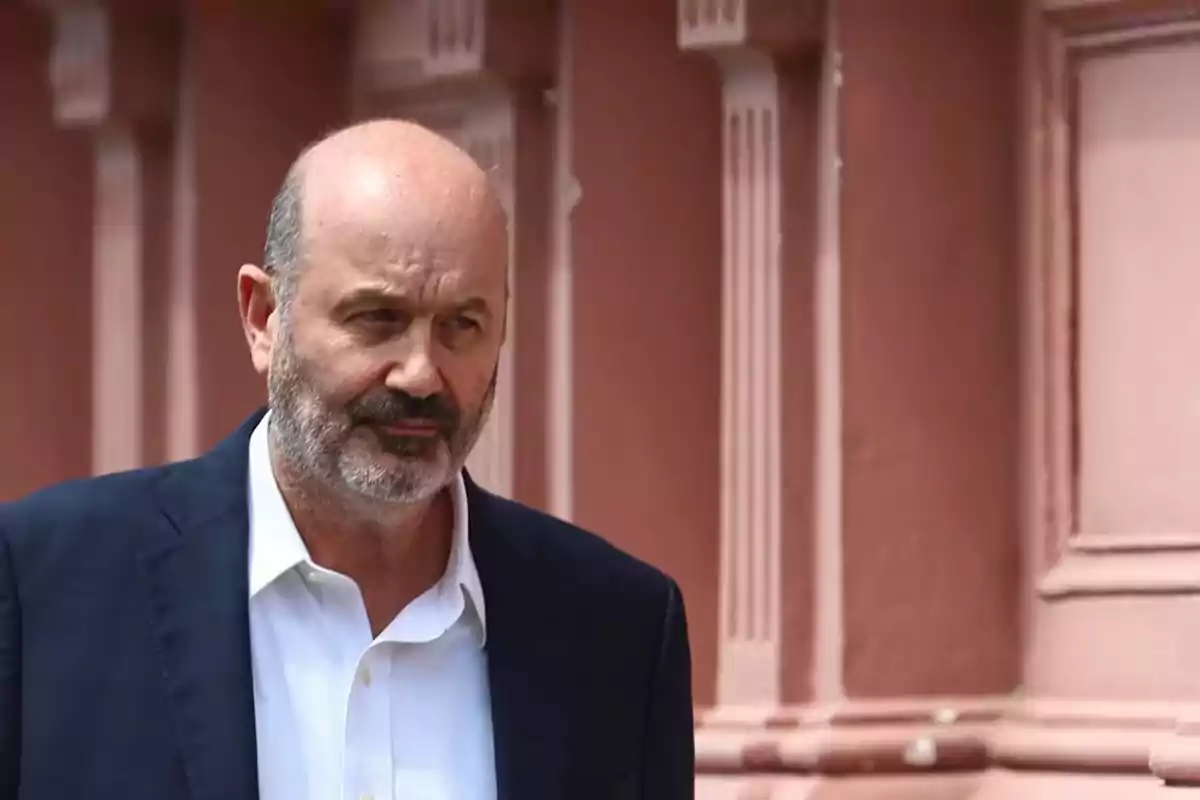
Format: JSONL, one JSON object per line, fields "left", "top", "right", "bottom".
{"left": 0, "top": 522, "right": 18, "bottom": 799}
{"left": 639, "top": 577, "right": 695, "bottom": 799}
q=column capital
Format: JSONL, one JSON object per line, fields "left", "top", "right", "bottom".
{"left": 354, "top": 0, "right": 556, "bottom": 101}
{"left": 32, "top": 0, "right": 178, "bottom": 131}
{"left": 677, "top": 0, "right": 825, "bottom": 60}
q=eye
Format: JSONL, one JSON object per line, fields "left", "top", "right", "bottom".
{"left": 447, "top": 315, "right": 480, "bottom": 332}
{"left": 352, "top": 308, "right": 401, "bottom": 325}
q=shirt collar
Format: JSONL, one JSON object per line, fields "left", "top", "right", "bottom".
{"left": 246, "top": 412, "right": 487, "bottom": 640}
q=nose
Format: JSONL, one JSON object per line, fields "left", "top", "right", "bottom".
{"left": 384, "top": 335, "right": 444, "bottom": 399}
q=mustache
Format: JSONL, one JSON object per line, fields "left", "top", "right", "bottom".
{"left": 348, "top": 391, "right": 460, "bottom": 432}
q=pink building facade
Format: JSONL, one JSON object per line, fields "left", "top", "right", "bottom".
{"left": 3, "top": 0, "right": 1200, "bottom": 797}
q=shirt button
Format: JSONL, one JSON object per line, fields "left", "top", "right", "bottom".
{"left": 359, "top": 794, "right": 373, "bottom": 800}
{"left": 357, "top": 666, "right": 372, "bottom": 687}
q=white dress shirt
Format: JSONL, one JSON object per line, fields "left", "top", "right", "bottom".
{"left": 246, "top": 413, "right": 496, "bottom": 800}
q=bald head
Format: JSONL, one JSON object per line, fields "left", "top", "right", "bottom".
{"left": 240, "top": 118, "right": 510, "bottom": 509}
{"left": 263, "top": 119, "right": 507, "bottom": 310}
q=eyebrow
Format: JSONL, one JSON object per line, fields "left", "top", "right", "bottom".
{"left": 333, "top": 287, "right": 492, "bottom": 318}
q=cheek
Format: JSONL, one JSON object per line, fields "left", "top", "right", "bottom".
{"left": 285, "top": 332, "right": 378, "bottom": 402}
{"left": 443, "top": 363, "right": 497, "bottom": 411}
{"left": 326, "top": 360, "right": 386, "bottom": 405}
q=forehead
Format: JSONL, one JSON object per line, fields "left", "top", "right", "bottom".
{"left": 298, "top": 160, "right": 508, "bottom": 302}
{"left": 321, "top": 244, "right": 497, "bottom": 306}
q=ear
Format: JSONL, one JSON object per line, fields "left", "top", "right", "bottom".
{"left": 237, "top": 264, "right": 277, "bottom": 375}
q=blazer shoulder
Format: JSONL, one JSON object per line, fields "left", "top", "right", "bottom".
{"left": 0, "top": 464, "right": 178, "bottom": 548}
{"left": 480, "top": 491, "right": 680, "bottom": 608}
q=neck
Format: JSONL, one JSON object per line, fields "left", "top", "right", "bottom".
{"left": 267, "top": 439, "right": 455, "bottom": 630}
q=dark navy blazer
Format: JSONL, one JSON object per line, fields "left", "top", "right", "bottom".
{"left": 0, "top": 410, "right": 694, "bottom": 799}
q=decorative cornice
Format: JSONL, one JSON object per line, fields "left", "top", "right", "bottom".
{"left": 677, "top": 0, "right": 825, "bottom": 58}
{"left": 1043, "top": 0, "right": 1200, "bottom": 38}
{"left": 35, "top": 0, "right": 178, "bottom": 130}
{"left": 355, "top": 0, "right": 556, "bottom": 99}
{"left": 44, "top": 1, "right": 109, "bottom": 126}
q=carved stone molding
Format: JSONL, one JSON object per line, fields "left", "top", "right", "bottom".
{"left": 992, "top": 698, "right": 1176, "bottom": 775}
{"left": 1027, "top": 3, "right": 1200, "bottom": 597}
{"left": 354, "top": 0, "right": 556, "bottom": 103}
{"left": 43, "top": 1, "right": 109, "bottom": 126}
{"left": 1040, "top": 533, "right": 1200, "bottom": 597}
{"left": 1043, "top": 0, "right": 1200, "bottom": 37}
{"left": 696, "top": 696, "right": 1179, "bottom": 779}
{"left": 1022, "top": 11, "right": 1200, "bottom": 788}
{"left": 696, "top": 698, "right": 1001, "bottom": 777}
{"left": 36, "top": 0, "right": 178, "bottom": 130}
{"left": 678, "top": 0, "right": 825, "bottom": 57}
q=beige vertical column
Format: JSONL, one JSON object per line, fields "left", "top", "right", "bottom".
{"left": 678, "top": 0, "right": 823, "bottom": 711}
{"left": 677, "top": 2, "right": 825, "bottom": 795}
{"left": 38, "top": 0, "right": 178, "bottom": 474}
{"left": 353, "top": 0, "right": 554, "bottom": 506}
{"left": 717, "top": 52, "right": 784, "bottom": 708}
{"left": 545, "top": 0, "right": 573, "bottom": 523}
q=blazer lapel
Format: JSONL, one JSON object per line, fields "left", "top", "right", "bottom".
{"left": 467, "top": 478, "right": 580, "bottom": 800}
{"left": 137, "top": 412, "right": 265, "bottom": 800}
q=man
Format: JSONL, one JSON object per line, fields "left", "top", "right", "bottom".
{"left": 0, "top": 120, "right": 694, "bottom": 799}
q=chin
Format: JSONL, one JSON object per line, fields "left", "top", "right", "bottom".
{"left": 339, "top": 458, "right": 451, "bottom": 505}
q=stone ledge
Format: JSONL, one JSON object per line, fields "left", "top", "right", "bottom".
{"left": 695, "top": 698, "right": 1195, "bottom": 780}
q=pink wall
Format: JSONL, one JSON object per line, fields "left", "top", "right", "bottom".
{"left": 837, "top": 0, "right": 1021, "bottom": 699}
{"left": 0, "top": 7, "right": 93, "bottom": 500}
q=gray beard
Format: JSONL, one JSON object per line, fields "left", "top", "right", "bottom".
{"left": 265, "top": 330, "right": 496, "bottom": 509}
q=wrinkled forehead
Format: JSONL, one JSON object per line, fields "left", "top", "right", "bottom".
{"left": 299, "top": 159, "right": 508, "bottom": 304}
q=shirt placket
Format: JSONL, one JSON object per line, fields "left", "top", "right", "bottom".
{"left": 344, "top": 640, "right": 395, "bottom": 800}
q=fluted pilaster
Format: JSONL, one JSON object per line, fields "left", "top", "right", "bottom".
{"left": 716, "top": 53, "right": 783, "bottom": 706}
{"left": 680, "top": 0, "right": 825, "bottom": 711}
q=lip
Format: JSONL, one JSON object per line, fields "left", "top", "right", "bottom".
{"left": 378, "top": 421, "right": 440, "bottom": 437}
